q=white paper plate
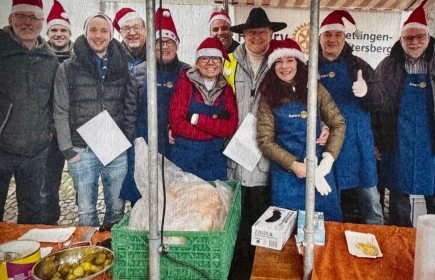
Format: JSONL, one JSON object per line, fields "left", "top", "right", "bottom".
{"left": 345, "top": 230, "right": 383, "bottom": 258}
{"left": 18, "top": 227, "right": 76, "bottom": 243}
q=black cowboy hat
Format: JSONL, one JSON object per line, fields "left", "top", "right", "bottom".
{"left": 230, "top": 7, "right": 287, "bottom": 34}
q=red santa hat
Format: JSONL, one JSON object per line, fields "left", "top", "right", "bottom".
{"left": 83, "top": 12, "right": 114, "bottom": 40}
{"left": 320, "top": 10, "right": 361, "bottom": 38}
{"left": 402, "top": 0, "right": 429, "bottom": 34}
{"left": 155, "top": 8, "right": 180, "bottom": 46}
{"left": 46, "top": 0, "right": 71, "bottom": 32}
{"left": 196, "top": 37, "right": 230, "bottom": 62}
{"left": 208, "top": 10, "right": 231, "bottom": 31}
{"left": 10, "top": 0, "right": 43, "bottom": 19}
{"left": 267, "top": 39, "right": 308, "bottom": 68}
{"left": 113, "top": 7, "right": 142, "bottom": 33}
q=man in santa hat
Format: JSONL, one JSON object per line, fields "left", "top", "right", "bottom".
{"left": 373, "top": 0, "right": 435, "bottom": 227}
{"left": 113, "top": 8, "right": 147, "bottom": 103}
{"left": 46, "top": 0, "right": 73, "bottom": 63}
{"left": 119, "top": 8, "right": 189, "bottom": 206}
{"left": 317, "top": 10, "right": 384, "bottom": 225}
{"left": 0, "top": 0, "right": 59, "bottom": 224}
{"left": 42, "top": 0, "right": 74, "bottom": 225}
{"left": 53, "top": 12, "right": 138, "bottom": 226}
{"left": 208, "top": 9, "right": 239, "bottom": 54}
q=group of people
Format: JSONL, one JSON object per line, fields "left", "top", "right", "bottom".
{"left": 1, "top": 0, "right": 435, "bottom": 278}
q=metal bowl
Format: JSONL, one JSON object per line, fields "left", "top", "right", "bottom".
{"left": 32, "top": 246, "right": 114, "bottom": 280}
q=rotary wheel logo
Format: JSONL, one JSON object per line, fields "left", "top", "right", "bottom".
{"left": 292, "top": 23, "right": 310, "bottom": 55}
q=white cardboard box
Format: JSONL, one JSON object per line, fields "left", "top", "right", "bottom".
{"left": 410, "top": 195, "right": 427, "bottom": 228}
{"left": 296, "top": 210, "right": 325, "bottom": 246}
{"left": 251, "top": 206, "right": 297, "bottom": 250}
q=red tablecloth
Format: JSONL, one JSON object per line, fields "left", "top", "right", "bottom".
{"left": 251, "top": 222, "right": 416, "bottom": 280}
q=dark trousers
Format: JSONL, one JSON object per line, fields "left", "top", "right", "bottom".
{"left": 389, "top": 191, "right": 413, "bottom": 227}
{"left": 41, "top": 137, "right": 65, "bottom": 225}
{"left": 228, "top": 184, "right": 271, "bottom": 280}
{"left": 0, "top": 146, "right": 48, "bottom": 224}
{"left": 389, "top": 191, "right": 435, "bottom": 227}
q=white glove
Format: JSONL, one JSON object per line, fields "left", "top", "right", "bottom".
{"left": 316, "top": 176, "right": 332, "bottom": 196}
{"left": 314, "top": 152, "right": 334, "bottom": 196}
{"left": 352, "top": 69, "right": 367, "bottom": 97}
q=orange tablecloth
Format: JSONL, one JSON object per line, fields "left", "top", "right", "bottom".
{"left": 251, "top": 222, "right": 416, "bottom": 280}
{"left": 0, "top": 222, "right": 112, "bottom": 279}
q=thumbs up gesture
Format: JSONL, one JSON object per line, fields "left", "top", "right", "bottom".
{"left": 352, "top": 69, "right": 368, "bottom": 97}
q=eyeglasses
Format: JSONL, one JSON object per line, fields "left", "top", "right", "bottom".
{"left": 402, "top": 34, "right": 427, "bottom": 43}
{"left": 12, "top": 13, "right": 43, "bottom": 22}
{"left": 156, "top": 40, "right": 176, "bottom": 47}
{"left": 198, "top": 56, "right": 222, "bottom": 64}
{"left": 121, "top": 25, "right": 144, "bottom": 33}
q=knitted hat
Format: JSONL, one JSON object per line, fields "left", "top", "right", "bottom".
{"left": 155, "top": 8, "right": 180, "bottom": 46}
{"left": 113, "top": 7, "right": 142, "bottom": 33}
{"left": 46, "top": 0, "right": 71, "bottom": 32}
{"left": 267, "top": 39, "right": 308, "bottom": 68}
{"left": 320, "top": 10, "right": 362, "bottom": 38}
{"left": 230, "top": 7, "right": 286, "bottom": 34}
{"left": 208, "top": 10, "right": 231, "bottom": 31}
{"left": 83, "top": 12, "right": 114, "bottom": 40}
{"left": 196, "top": 37, "right": 230, "bottom": 62}
{"left": 402, "top": 0, "right": 429, "bottom": 33}
{"left": 10, "top": 0, "right": 43, "bottom": 19}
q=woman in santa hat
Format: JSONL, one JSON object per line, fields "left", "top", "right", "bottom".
{"left": 169, "top": 37, "right": 238, "bottom": 181}
{"left": 256, "top": 39, "right": 345, "bottom": 221}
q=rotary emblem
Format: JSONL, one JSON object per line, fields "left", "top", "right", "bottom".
{"left": 165, "top": 82, "right": 173, "bottom": 88}
{"left": 301, "top": 111, "right": 308, "bottom": 118}
{"left": 420, "top": 82, "right": 426, "bottom": 88}
{"left": 292, "top": 23, "right": 310, "bottom": 55}
{"left": 329, "top": 72, "right": 335, "bottom": 78}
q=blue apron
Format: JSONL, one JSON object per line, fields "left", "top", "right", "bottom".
{"left": 319, "top": 58, "right": 377, "bottom": 189}
{"left": 271, "top": 100, "right": 342, "bottom": 222}
{"left": 380, "top": 74, "right": 435, "bottom": 195}
{"left": 119, "top": 69, "right": 180, "bottom": 203}
{"left": 171, "top": 88, "right": 228, "bottom": 181}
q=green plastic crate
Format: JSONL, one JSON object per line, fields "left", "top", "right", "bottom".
{"left": 111, "top": 180, "right": 241, "bottom": 279}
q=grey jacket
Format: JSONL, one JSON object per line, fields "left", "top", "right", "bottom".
{"left": 0, "top": 27, "right": 58, "bottom": 156}
{"left": 227, "top": 43, "right": 270, "bottom": 187}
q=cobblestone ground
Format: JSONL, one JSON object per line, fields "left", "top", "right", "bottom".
{"left": 4, "top": 166, "right": 131, "bottom": 226}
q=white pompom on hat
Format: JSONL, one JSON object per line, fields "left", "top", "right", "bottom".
{"left": 267, "top": 39, "right": 308, "bottom": 68}
{"left": 155, "top": 8, "right": 180, "bottom": 46}
{"left": 319, "top": 10, "right": 362, "bottom": 38}
{"left": 10, "top": 0, "right": 43, "bottom": 20}
{"left": 401, "top": 0, "right": 429, "bottom": 34}
{"left": 83, "top": 12, "right": 114, "bottom": 40}
{"left": 195, "top": 37, "right": 230, "bottom": 62}
{"left": 113, "top": 7, "right": 142, "bottom": 33}
{"left": 46, "top": 0, "right": 71, "bottom": 32}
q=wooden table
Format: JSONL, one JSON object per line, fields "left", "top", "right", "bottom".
{"left": 0, "top": 222, "right": 112, "bottom": 279}
{"left": 251, "top": 222, "right": 416, "bottom": 280}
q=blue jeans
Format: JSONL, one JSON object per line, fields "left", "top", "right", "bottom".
{"left": 0, "top": 147, "right": 48, "bottom": 224}
{"left": 68, "top": 147, "right": 127, "bottom": 226}
{"left": 355, "top": 187, "right": 384, "bottom": 225}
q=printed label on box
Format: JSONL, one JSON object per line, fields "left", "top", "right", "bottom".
{"left": 296, "top": 210, "right": 325, "bottom": 246}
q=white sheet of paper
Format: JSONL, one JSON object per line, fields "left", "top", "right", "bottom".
{"left": 77, "top": 110, "right": 131, "bottom": 166}
{"left": 223, "top": 112, "right": 262, "bottom": 172}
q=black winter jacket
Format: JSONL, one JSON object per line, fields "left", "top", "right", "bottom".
{"left": 318, "top": 42, "right": 383, "bottom": 111}
{"left": 371, "top": 37, "right": 435, "bottom": 153}
{"left": 0, "top": 27, "right": 59, "bottom": 156}
{"left": 54, "top": 35, "right": 138, "bottom": 160}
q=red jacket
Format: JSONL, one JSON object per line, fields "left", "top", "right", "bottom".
{"left": 169, "top": 68, "right": 238, "bottom": 141}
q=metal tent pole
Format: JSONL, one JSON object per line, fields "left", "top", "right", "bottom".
{"left": 303, "top": 0, "right": 320, "bottom": 279}
{"left": 145, "top": 0, "right": 161, "bottom": 279}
